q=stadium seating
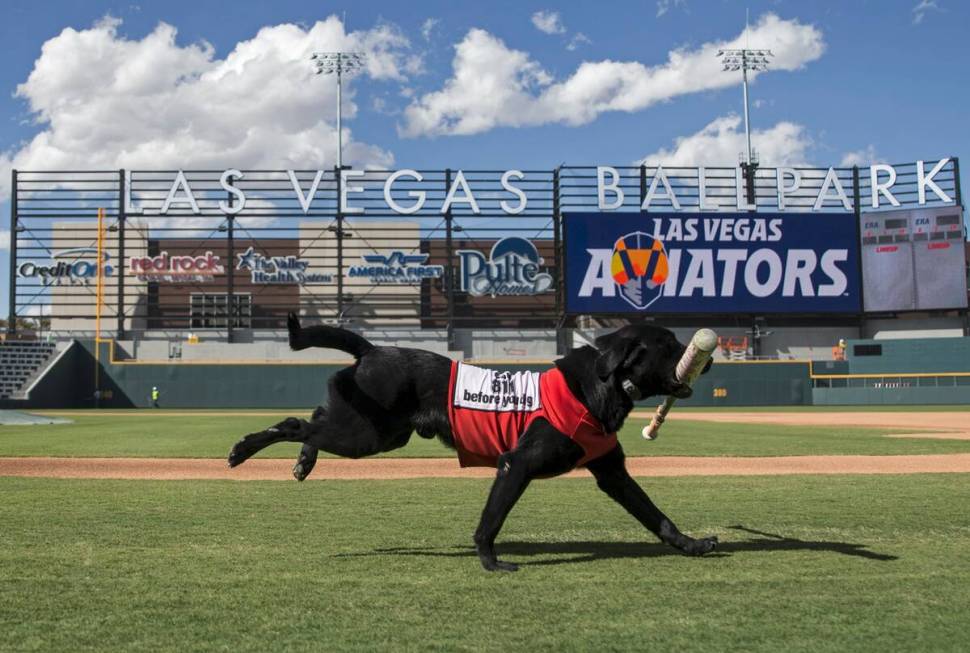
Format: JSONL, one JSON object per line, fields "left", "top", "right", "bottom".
{"left": 0, "top": 342, "right": 57, "bottom": 399}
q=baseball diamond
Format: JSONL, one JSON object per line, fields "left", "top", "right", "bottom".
{"left": 1, "top": 3, "right": 969, "bottom": 652}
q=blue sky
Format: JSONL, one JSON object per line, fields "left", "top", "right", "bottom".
{"left": 1, "top": 0, "right": 966, "bottom": 317}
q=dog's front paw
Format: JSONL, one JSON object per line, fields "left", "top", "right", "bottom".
{"left": 476, "top": 542, "right": 519, "bottom": 572}
{"left": 682, "top": 535, "right": 718, "bottom": 556}
{"left": 480, "top": 558, "right": 519, "bottom": 572}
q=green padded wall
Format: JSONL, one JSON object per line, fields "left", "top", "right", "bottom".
{"left": 668, "top": 361, "right": 813, "bottom": 407}
{"left": 847, "top": 337, "right": 970, "bottom": 374}
{"left": 21, "top": 342, "right": 812, "bottom": 409}
{"left": 813, "top": 386, "right": 970, "bottom": 405}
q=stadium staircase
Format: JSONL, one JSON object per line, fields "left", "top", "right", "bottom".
{"left": 0, "top": 342, "right": 58, "bottom": 400}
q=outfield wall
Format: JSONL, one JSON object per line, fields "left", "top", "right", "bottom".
{"left": 845, "top": 336, "right": 970, "bottom": 374}
{"left": 810, "top": 335, "right": 970, "bottom": 405}
{"left": 10, "top": 340, "right": 810, "bottom": 409}
{"left": 812, "top": 386, "right": 970, "bottom": 405}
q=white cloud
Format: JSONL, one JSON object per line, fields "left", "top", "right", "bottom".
{"left": 371, "top": 95, "right": 400, "bottom": 116}
{"left": 1, "top": 15, "right": 421, "bottom": 200}
{"left": 421, "top": 18, "right": 439, "bottom": 41}
{"left": 656, "top": 0, "right": 687, "bottom": 18}
{"left": 840, "top": 145, "right": 881, "bottom": 167}
{"left": 401, "top": 13, "right": 824, "bottom": 137}
{"left": 0, "top": 229, "right": 9, "bottom": 250}
{"left": 913, "top": 0, "right": 942, "bottom": 24}
{"left": 531, "top": 11, "right": 566, "bottom": 35}
{"left": 566, "top": 32, "right": 592, "bottom": 51}
{"left": 639, "top": 114, "right": 813, "bottom": 167}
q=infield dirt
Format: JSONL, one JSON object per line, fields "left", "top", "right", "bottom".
{"left": 2, "top": 453, "right": 970, "bottom": 480}
{"left": 632, "top": 410, "right": 970, "bottom": 437}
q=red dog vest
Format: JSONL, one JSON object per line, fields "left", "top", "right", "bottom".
{"left": 447, "top": 361, "right": 618, "bottom": 468}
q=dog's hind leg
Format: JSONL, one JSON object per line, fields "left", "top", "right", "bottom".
{"left": 292, "top": 443, "right": 319, "bottom": 481}
{"left": 291, "top": 406, "right": 327, "bottom": 481}
{"left": 298, "top": 396, "right": 411, "bottom": 459}
{"left": 227, "top": 417, "right": 309, "bottom": 468}
{"left": 586, "top": 445, "right": 717, "bottom": 556}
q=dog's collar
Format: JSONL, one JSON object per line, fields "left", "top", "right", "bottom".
{"left": 621, "top": 378, "right": 642, "bottom": 400}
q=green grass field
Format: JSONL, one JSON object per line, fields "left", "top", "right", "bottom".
{"left": 2, "top": 473, "right": 968, "bottom": 652}
{"left": 1, "top": 410, "right": 969, "bottom": 458}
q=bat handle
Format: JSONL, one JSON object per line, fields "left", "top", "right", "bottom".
{"left": 643, "top": 398, "right": 673, "bottom": 440}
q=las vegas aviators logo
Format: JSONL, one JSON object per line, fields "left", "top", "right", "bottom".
{"left": 610, "top": 232, "right": 669, "bottom": 309}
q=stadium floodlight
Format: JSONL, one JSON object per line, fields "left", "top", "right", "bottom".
{"left": 311, "top": 51, "right": 367, "bottom": 169}
{"left": 716, "top": 48, "right": 773, "bottom": 166}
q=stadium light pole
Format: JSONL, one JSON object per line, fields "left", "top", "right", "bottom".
{"left": 311, "top": 52, "right": 366, "bottom": 169}
{"left": 716, "top": 48, "right": 773, "bottom": 166}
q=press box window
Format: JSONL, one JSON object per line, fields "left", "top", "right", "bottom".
{"left": 190, "top": 293, "right": 252, "bottom": 329}
{"left": 853, "top": 344, "right": 882, "bottom": 357}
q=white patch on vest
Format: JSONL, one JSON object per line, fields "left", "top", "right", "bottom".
{"left": 454, "top": 363, "right": 542, "bottom": 412}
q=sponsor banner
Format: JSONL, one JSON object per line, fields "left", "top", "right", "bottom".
{"left": 347, "top": 251, "right": 443, "bottom": 284}
{"left": 236, "top": 246, "right": 332, "bottom": 284}
{"left": 566, "top": 212, "right": 861, "bottom": 314}
{"left": 18, "top": 248, "right": 114, "bottom": 286}
{"left": 130, "top": 251, "right": 224, "bottom": 282}
{"left": 457, "top": 237, "right": 554, "bottom": 297}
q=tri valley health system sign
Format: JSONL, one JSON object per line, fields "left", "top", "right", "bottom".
{"left": 565, "top": 212, "right": 861, "bottom": 314}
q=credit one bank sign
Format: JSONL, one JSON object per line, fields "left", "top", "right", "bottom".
{"left": 121, "top": 160, "right": 955, "bottom": 216}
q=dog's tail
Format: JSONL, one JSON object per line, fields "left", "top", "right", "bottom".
{"left": 287, "top": 312, "right": 374, "bottom": 359}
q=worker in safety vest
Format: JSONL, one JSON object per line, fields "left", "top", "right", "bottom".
{"left": 831, "top": 339, "right": 847, "bottom": 361}
{"left": 151, "top": 386, "right": 160, "bottom": 408}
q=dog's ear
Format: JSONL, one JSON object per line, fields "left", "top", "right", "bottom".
{"left": 595, "top": 336, "right": 645, "bottom": 380}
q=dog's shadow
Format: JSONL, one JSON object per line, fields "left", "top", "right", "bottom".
{"left": 336, "top": 525, "right": 897, "bottom": 567}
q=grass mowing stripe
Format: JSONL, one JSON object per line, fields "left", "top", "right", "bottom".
{"left": 1, "top": 474, "right": 968, "bottom": 652}
{"left": 3, "top": 413, "right": 970, "bottom": 459}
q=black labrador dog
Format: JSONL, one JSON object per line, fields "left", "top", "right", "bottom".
{"left": 228, "top": 314, "right": 717, "bottom": 571}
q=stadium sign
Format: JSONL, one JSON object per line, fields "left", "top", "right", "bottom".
{"left": 458, "top": 237, "right": 553, "bottom": 297}
{"left": 123, "top": 159, "right": 955, "bottom": 216}
{"left": 347, "top": 251, "right": 444, "bottom": 284}
{"left": 565, "top": 212, "right": 860, "bottom": 313}
{"left": 236, "top": 246, "right": 332, "bottom": 284}
{"left": 129, "top": 251, "right": 224, "bottom": 282}
{"left": 17, "top": 248, "right": 114, "bottom": 286}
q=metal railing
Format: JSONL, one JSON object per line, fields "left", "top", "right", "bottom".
{"left": 8, "top": 159, "right": 963, "bottom": 343}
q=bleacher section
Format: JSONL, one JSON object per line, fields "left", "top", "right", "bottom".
{"left": 0, "top": 342, "right": 57, "bottom": 399}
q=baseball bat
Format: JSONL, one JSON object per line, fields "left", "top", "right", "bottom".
{"left": 642, "top": 328, "right": 717, "bottom": 440}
